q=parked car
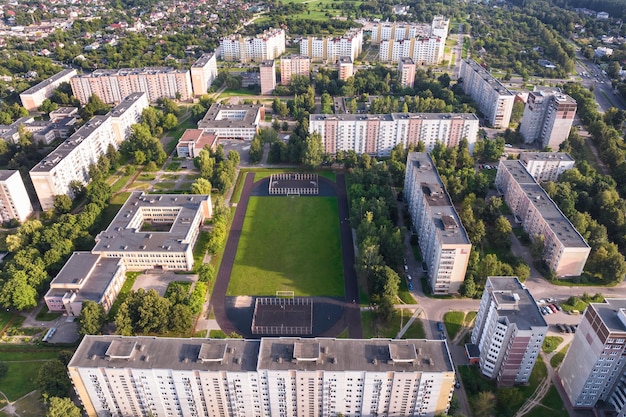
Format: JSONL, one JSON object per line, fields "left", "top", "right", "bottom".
{"left": 556, "top": 324, "right": 565, "bottom": 333}
{"left": 538, "top": 299, "right": 546, "bottom": 304}
{"left": 455, "top": 380, "right": 461, "bottom": 389}
{"left": 408, "top": 282, "right": 414, "bottom": 291}
{"left": 548, "top": 304, "right": 558, "bottom": 313}
{"left": 437, "top": 322, "right": 444, "bottom": 332}
{"left": 564, "top": 324, "right": 573, "bottom": 333}
{"left": 404, "top": 264, "right": 409, "bottom": 272}
{"left": 547, "top": 298, "right": 556, "bottom": 303}
{"left": 440, "top": 332, "right": 446, "bottom": 340}
{"left": 540, "top": 307, "right": 548, "bottom": 315}
{"left": 555, "top": 304, "right": 562, "bottom": 311}
{"left": 505, "top": 143, "right": 513, "bottom": 148}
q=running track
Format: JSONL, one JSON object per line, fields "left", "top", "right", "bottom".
{"left": 210, "top": 172, "right": 362, "bottom": 338}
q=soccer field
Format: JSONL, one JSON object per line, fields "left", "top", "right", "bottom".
{"left": 227, "top": 196, "right": 344, "bottom": 296}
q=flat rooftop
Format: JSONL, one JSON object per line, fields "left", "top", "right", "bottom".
{"left": 487, "top": 276, "right": 547, "bottom": 330}
{"left": 79, "top": 67, "right": 189, "bottom": 78}
{"left": 310, "top": 113, "right": 478, "bottom": 122}
{"left": 500, "top": 161, "right": 589, "bottom": 248}
{"left": 260, "top": 60, "right": 274, "bottom": 67}
{"left": 191, "top": 52, "right": 216, "bottom": 68}
{"left": 463, "top": 59, "right": 514, "bottom": 97}
{"left": 0, "top": 170, "right": 17, "bottom": 181}
{"left": 339, "top": 56, "right": 352, "bottom": 64}
{"left": 520, "top": 152, "right": 574, "bottom": 163}
{"left": 92, "top": 192, "right": 209, "bottom": 254}
{"left": 199, "top": 103, "right": 262, "bottom": 129}
{"left": 108, "top": 93, "right": 146, "bottom": 118}
{"left": 178, "top": 129, "right": 204, "bottom": 142}
{"left": 407, "top": 152, "right": 471, "bottom": 246}
{"left": 21, "top": 68, "right": 75, "bottom": 95}
{"left": 590, "top": 299, "right": 626, "bottom": 335}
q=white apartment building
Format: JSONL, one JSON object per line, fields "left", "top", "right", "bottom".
{"left": 558, "top": 299, "right": 626, "bottom": 413}
{"left": 471, "top": 276, "right": 548, "bottom": 386}
{"left": 279, "top": 55, "right": 310, "bottom": 86}
{"left": 379, "top": 37, "right": 444, "bottom": 65}
{"left": 520, "top": 88, "right": 577, "bottom": 149}
{"left": 404, "top": 153, "right": 472, "bottom": 294}
{"left": 370, "top": 16, "right": 449, "bottom": 44}
{"left": 519, "top": 152, "right": 575, "bottom": 182}
{"left": 0, "top": 170, "right": 33, "bottom": 223}
{"left": 338, "top": 56, "right": 354, "bottom": 81}
{"left": 495, "top": 160, "right": 590, "bottom": 276}
{"left": 309, "top": 113, "right": 479, "bottom": 157}
{"left": 300, "top": 29, "right": 363, "bottom": 62}
{"left": 19, "top": 68, "right": 77, "bottom": 111}
{"left": 399, "top": 57, "right": 416, "bottom": 88}
{"left": 70, "top": 68, "right": 193, "bottom": 105}
{"left": 220, "top": 28, "right": 286, "bottom": 63}
{"left": 30, "top": 93, "right": 149, "bottom": 210}
{"left": 92, "top": 192, "right": 212, "bottom": 271}
{"left": 459, "top": 59, "right": 515, "bottom": 128}
{"left": 69, "top": 336, "right": 456, "bottom": 417}
{"left": 198, "top": 103, "right": 264, "bottom": 140}
{"left": 190, "top": 52, "right": 218, "bottom": 96}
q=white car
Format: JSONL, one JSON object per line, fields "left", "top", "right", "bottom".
{"left": 504, "top": 143, "right": 513, "bottom": 148}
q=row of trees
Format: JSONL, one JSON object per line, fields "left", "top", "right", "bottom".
{"left": 194, "top": 145, "right": 239, "bottom": 194}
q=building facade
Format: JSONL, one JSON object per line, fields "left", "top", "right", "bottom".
{"left": 70, "top": 68, "right": 193, "bottom": 105}
{"left": 378, "top": 37, "right": 444, "bottom": 65}
{"left": 0, "top": 170, "right": 33, "bottom": 223}
{"left": 30, "top": 93, "right": 149, "bottom": 210}
{"left": 176, "top": 129, "right": 218, "bottom": 158}
{"left": 259, "top": 60, "right": 276, "bottom": 95}
{"left": 220, "top": 28, "right": 286, "bottom": 63}
{"left": 399, "top": 57, "right": 416, "bottom": 88}
{"left": 190, "top": 53, "right": 218, "bottom": 96}
{"left": 338, "top": 56, "right": 354, "bottom": 81}
{"left": 471, "top": 276, "right": 548, "bottom": 386}
{"left": 370, "top": 16, "right": 449, "bottom": 45}
{"left": 69, "top": 336, "right": 456, "bottom": 417}
{"left": 404, "top": 153, "right": 471, "bottom": 294}
{"left": 520, "top": 88, "right": 577, "bottom": 149}
{"left": 519, "top": 152, "right": 575, "bottom": 182}
{"left": 299, "top": 29, "right": 363, "bottom": 63}
{"left": 459, "top": 59, "right": 515, "bottom": 128}
{"left": 309, "top": 113, "right": 479, "bottom": 157}
{"left": 495, "top": 160, "right": 590, "bottom": 276}
{"left": 19, "top": 68, "right": 77, "bottom": 111}
{"left": 279, "top": 55, "right": 310, "bottom": 86}
{"left": 558, "top": 299, "right": 626, "bottom": 414}
{"left": 198, "top": 104, "right": 264, "bottom": 140}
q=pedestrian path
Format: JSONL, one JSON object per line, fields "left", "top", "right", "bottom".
{"left": 395, "top": 307, "right": 423, "bottom": 339}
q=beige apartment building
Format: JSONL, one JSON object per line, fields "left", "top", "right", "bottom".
{"left": 300, "top": 28, "right": 363, "bottom": 62}
{"left": 399, "top": 57, "right": 416, "bottom": 88}
{"left": 0, "top": 170, "right": 33, "bottom": 222}
{"left": 520, "top": 87, "right": 577, "bottom": 149}
{"left": 69, "top": 336, "right": 456, "bottom": 417}
{"left": 259, "top": 60, "right": 276, "bottom": 95}
{"left": 190, "top": 52, "right": 218, "bottom": 96}
{"left": 70, "top": 67, "right": 193, "bottom": 105}
{"left": 19, "top": 68, "right": 77, "bottom": 111}
{"left": 338, "top": 56, "right": 354, "bottom": 81}
{"left": 279, "top": 55, "right": 310, "bottom": 86}
{"left": 220, "top": 28, "right": 286, "bottom": 63}
{"left": 404, "top": 153, "right": 472, "bottom": 294}
{"left": 495, "top": 160, "right": 590, "bottom": 276}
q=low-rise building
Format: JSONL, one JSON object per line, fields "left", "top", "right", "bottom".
{"left": 471, "top": 276, "right": 547, "bottom": 386}
{"left": 495, "top": 160, "right": 590, "bottom": 276}
{"left": 198, "top": 103, "right": 264, "bottom": 140}
{"left": 69, "top": 336, "right": 456, "bottom": 417}
{"left": 519, "top": 152, "right": 575, "bottom": 182}
{"left": 176, "top": 129, "right": 218, "bottom": 158}
{"left": 404, "top": 153, "right": 472, "bottom": 294}
{"left": 0, "top": 170, "right": 33, "bottom": 223}
{"left": 19, "top": 68, "right": 77, "bottom": 111}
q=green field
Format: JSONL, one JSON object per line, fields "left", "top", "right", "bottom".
{"left": 227, "top": 196, "right": 344, "bottom": 296}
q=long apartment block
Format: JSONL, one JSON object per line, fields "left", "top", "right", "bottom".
{"left": 220, "top": 28, "right": 286, "bottom": 63}
{"left": 19, "top": 68, "right": 77, "bottom": 111}
{"left": 45, "top": 191, "right": 212, "bottom": 316}
{"left": 404, "top": 153, "right": 471, "bottom": 294}
{"left": 471, "top": 276, "right": 547, "bottom": 386}
{"left": 69, "top": 336, "right": 456, "bottom": 417}
{"left": 370, "top": 16, "right": 450, "bottom": 44}
{"left": 558, "top": 299, "right": 626, "bottom": 414}
{"left": 309, "top": 113, "right": 478, "bottom": 157}
{"left": 0, "top": 170, "right": 33, "bottom": 223}
{"left": 459, "top": 59, "right": 514, "bottom": 128}
{"left": 30, "top": 93, "right": 149, "bottom": 210}
{"left": 299, "top": 28, "right": 363, "bottom": 63}
{"left": 70, "top": 67, "right": 193, "bottom": 105}
{"left": 495, "top": 160, "right": 590, "bottom": 276}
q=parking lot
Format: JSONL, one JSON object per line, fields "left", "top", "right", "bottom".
{"left": 219, "top": 139, "right": 253, "bottom": 165}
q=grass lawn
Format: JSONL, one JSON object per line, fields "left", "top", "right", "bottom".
{"left": 526, "top": 385, "right": 568, "bottom": 417}
{"left": 161, "top": 174, "right": 181, "bottom": 181}
{"left": 402, "top": 316, "right": 426, "bottom": 339}
{"left": 550, "top": 343, "right": 570, "bottom": 368}
{"left": 4, "top": 390, "right": 46, "bottom": 417}
{"left": 228, "top": 197, "right": 344, "bottom": 296}
{"left": 0, "top": 311, "right": 15, "bottom": 332}
{"left": 107, "top": 271, "right": 140, "bottom": 319}
{"left": 100, "top": 192, "right": 131, "bottom": 227}
{"left": 165, "top": 162, "right": 181, "bottom": 172}
{"left": 542, "top": 336, "right": 564, "bottom": 354}
{"left": 167, "top": 119, "right": 196, "bottom": 142}
{"left": 444, "top": 311, "right": 465, "bottom": 340}
{"left": 153, "top": 181, "right": 177, "bottom": 191}
{"left": 0, "top": 346, "right": 65, "bottom": 401}
{"left": 35, "top": 306, "right": 61, "bottom": 322}
{"left": 465, "top": 311, "right": 477, "bottom": 325}
{"left": 360, "top": 309, "right": 421, "bottom": 339}
{"left": 111, "top": 173, "right": 133, "bottom": 193}
{"left": 397, "top": 278, "right": 416, "bottom": 304}
{"left": 193, "top": 231, "right": 210, "bottom": 271}
{"left": 219, "top": 88, "right": 260, "bottom": 98}
{"left": 137, "top": 173, "right": 156, "bottom": 181}
{"left": 561, "top": 293, "right": 604, "bottom": 313}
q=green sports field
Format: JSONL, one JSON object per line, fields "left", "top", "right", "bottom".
{"left": 227, "top": 196, "right": 344, "bottom": 296}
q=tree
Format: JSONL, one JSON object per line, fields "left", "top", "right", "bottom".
{"left": 53, "top": 194, "right": 72, "bottom": 215}
{"left": 249, "top": 137, "right": 263, "bottom": 163}
{"left": 161, "top": 113, "right": 178, "bottom": 130}
{"left": 472, "top": 391, "right": 496, "bottom": 417}
{"left": 510, "top": 101, "right": 525, "bottom": 125}
{"left": 169, "top": 304, "right": 193, "bottom": 333}
{"left": 78, "top": 301, "right": 106, "bottom": 336}
{"left": 46, "top": 397, "right": 81, "bottom": 417}
{"left": 460, "top": 276, "right": 477, "bottom": 298}
{"left": 586, "top": 242, "right": 626, "bottom": 283}
{"left": 493, "top": 216, "right": 513, "bottom": 248}
{"left": 190, "top": 178, "right": 212, "bottom": 194}
{"left": 198, "top": 263, "right": 215, "bottom": 283}
{"left": 302, "top": 132, "right": 323, "bottom": 169}
{"left": 0, "top": 271, "right": 38, "bottom": 310}
{"left": 39, "top": 99, "right": 58, "bottom": 114}
{"left": 35, "top": 360, "right": 72, "bottom": 398}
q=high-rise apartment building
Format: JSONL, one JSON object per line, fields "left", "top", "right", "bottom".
{"left": 519, "top": 152, "right": 575, "bottom": 182}
{"left": 279, "top": 55, "right": 310, "bottom": 86}
{"left": 399, "top": 57, "right": 416, "bottom": 88}
{"left": 69, "top": 336, "right": 456, "bottom": 417}
{"left": 370, "top": 16, "right": 449, "bottom": 45}
{"left": 520, "top": 87, "right": 577, "bottom": 149}
{"left": 338, "top": 56, "right": 354, "bottom": 81}
{"left": 70, "top": 68, "right": 193, "bottom": 105}
{"left": 0, "top": 170, "right": 33, "bottom": 222}
{"left": 471, "top": 276, "right": 548, "bottom": 386}
{"left": 220, "top": 28, "right": 286, "bottom": 63}
{"left": 459, "top": 59, "right": 515, "bottom": 128}
{"left": 300, "top": 29, "right": 363, "bottom": 62}
{"left": 190, "top": 52, "right": 218, "bottom": 96}
{"left": 19, "top": 69, "right": 77, "bottom": 111}
{"left": 30, "top": 93, "right": 149, "bottom": 210}
{"left": 378, "top": 37, "right": 445, "bottom": 65}
{"left": 404, "top": 153, "right": 471, "bottom": 294}
{"left": 309, "top": 113, "right": 478, "bottom": 157}
{"left": 495, "top": 160, "right": 590, "bottom": 276}
{"left": 558, "top": 298, "right": 626, "bottom": 414}
{"left": 259, "top": 60, "right": 276, "bottom": 95}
